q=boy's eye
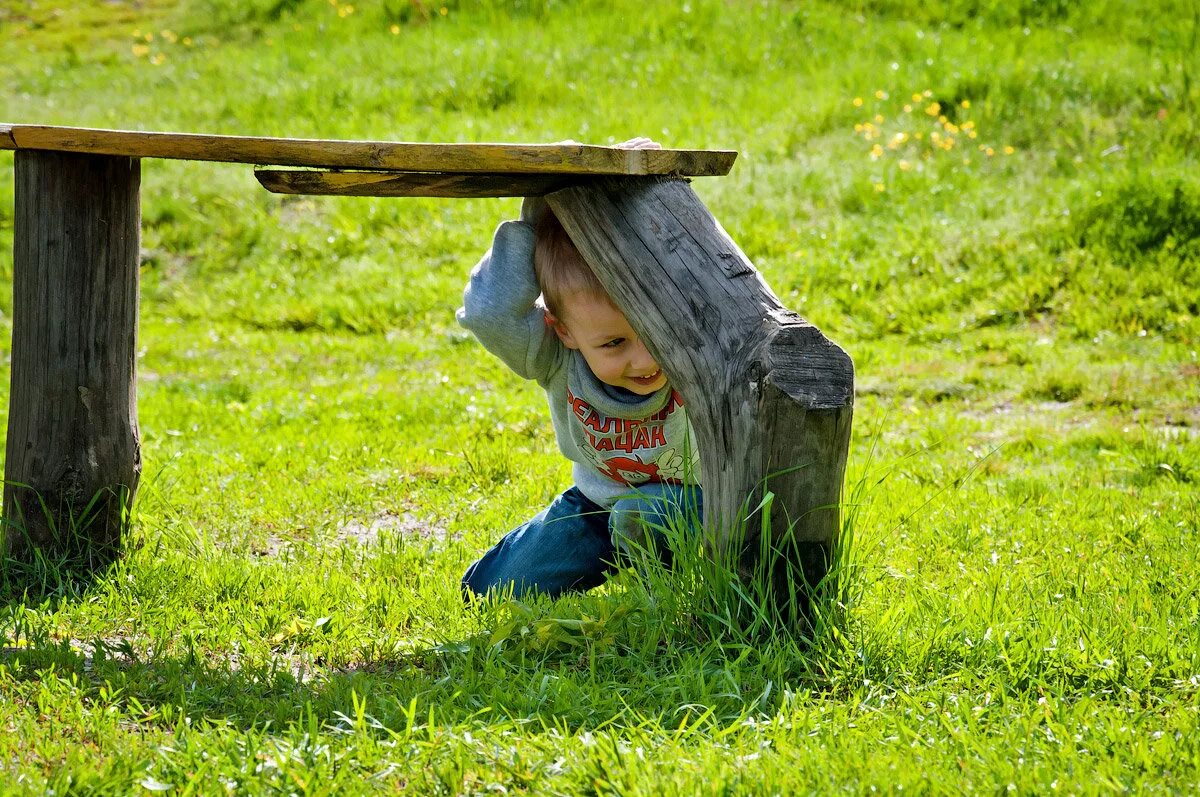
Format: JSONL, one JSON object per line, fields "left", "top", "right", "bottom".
{"left": 602, "top": 338, "right": 625, "bottom": 349}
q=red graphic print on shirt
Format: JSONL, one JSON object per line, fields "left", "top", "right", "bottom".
{"left": 566, "top": 389, "right": 689, "bottom": 486}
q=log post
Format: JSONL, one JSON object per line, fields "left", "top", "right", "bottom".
{"left": 547, "top": 178, "right": 853, "bottom": 624}
{"left": 3, "top": 150, "right": 141, "bottom": 570}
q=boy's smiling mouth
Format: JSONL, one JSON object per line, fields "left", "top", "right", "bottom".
{"left": 630, "top": 370, "right": 663, "bottom": 385}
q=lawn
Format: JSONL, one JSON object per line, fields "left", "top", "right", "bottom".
{"left": 1, "top": 0, "right": 1198, "bottom": 793}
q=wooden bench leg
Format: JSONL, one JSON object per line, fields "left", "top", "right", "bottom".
{"left": 549, "top": 178, "right": 854, "bottom": 629}
{"left": 4, "top": 150, "right": 141, "bottom": 569}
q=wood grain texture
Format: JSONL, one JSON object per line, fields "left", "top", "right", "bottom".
{"left": 255, "top": 169, "right": 599, "bottom": 198}
{"left": 547, "top": 178, "right": 853, "bottom": 623}
{"left": 1, "top": 124, "right": 737, "bottom": 176}
{"left": 4, "top": 151, "right": 141, "bottom": 567}
{"left": 0, "top": 124, "right": 14, "bottom": 149}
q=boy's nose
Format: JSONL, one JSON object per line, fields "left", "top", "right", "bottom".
{"left": 629, "top": 340, "right": 657, "bottom": 372}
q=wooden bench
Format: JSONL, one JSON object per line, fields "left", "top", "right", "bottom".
{"left": 1, "top": 124, "right": 852, "bottom": 618}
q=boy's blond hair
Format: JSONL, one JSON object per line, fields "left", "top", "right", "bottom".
{"left": 533, "top": 209, "right": 610, "bottom": 320}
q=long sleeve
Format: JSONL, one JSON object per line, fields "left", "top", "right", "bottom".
{"left": 456, "top": 220, "right": 565, "bottom": 383}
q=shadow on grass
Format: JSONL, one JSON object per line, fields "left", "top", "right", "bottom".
{"left": 0, "top": 560, "right": 851, "bottom": 740}
{"left": 0, "top": 480, "right": 861, "bottom": 737}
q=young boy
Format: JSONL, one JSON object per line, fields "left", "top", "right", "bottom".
{"left": 458, "top": 165, "right": 703, "bottom": 599}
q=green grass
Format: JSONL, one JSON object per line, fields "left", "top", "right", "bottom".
{"left": 1, "top": 0, "right": 1199, "bottom": 792}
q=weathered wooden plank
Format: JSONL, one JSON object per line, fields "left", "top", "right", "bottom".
{"left": 0, "top": 124, "right": 14, "bottom": 150}
{"left": 0, "top": 124, "right": 737, "bottom": 176}
{"left": 255, "top": 169, "right": 599, "bottom": 198}
{"left": 548, "top": 178, "right": 854, "bottom": 628}
{"left": 4, "top": 151, "right": 141, "bottom": 569}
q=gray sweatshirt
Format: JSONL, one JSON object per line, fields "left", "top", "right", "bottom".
{"left": 457, "top": 219, "right": 701, "bottom": 508}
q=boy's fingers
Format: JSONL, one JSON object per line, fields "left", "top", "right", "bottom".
{"left": 617, "top": 137, "right": 662, "bottom": 150}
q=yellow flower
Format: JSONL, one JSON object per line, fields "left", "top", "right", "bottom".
{"left": 923, "top": 89, "right": 933, "bottom": 97}
{"left": 961, "top": 99, "right": 971, "bottom": 109}
{"left": 911, "top": 92, "right": 922, "bottom": 102}
{"left": 874, "top": 182, "right": 886, "bottom": 192}
{"left": 144, "top": 32, "right": 154, "bottom": 41}
{"left": 870, "top": 144, "right": 884, "bottom": 159}
{"left": 131, "top": 43, "right": 150, "bottom": 57}
{"left": 967, "top": 130, "right": 978, "bottom": 139}
{"left": 874, "top": 114, "right": 884, "bottom": 123}
{"left": 1003, "top": 145, "right": 1015, "bottom": 155}
{"left": 925, "top": 102, "right": 941, "bottom": 116}
{"left": 853, "top": 97, "right": 864, "bottom": 107}
{"left": 854, "top": 123, "right": 864, "bottom": 133}
{"left": 161, "top": 30, "right": 178, "bottom": 43}
{"left": 874, "top": 90, "right": 887, "bottom": 100}
{"left": 182, "top": 36, "right": 193, "bottom": 46}
{"left": 986, "top": 147, "right": 995, "bottom": 156}
{"left": 899, "top": 159, "right": 911, "bottom": 171}
{"left": 903, "top": 104, "right": 912, "bottom": 113}
{"left": 440, "top": 5, "right": 449, "bottom": 14}
{"left": 151, "top": 52, "right": 166, "bottom": 65}
{"left": 962, "top": 157, "right": 971, "bottom": 165}
{"left": 390, "top": 24, "right": 401, "bottom": 34}
{"left": 962, "top": 120, "right": 975, "bottom": 129}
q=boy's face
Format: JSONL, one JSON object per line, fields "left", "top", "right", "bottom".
{"left": 552, "top": 291, "right": 668, "bottom": 395}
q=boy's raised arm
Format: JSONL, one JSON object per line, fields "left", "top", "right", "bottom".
{"left": 456, "top": 217, "right": 563, "bottom": 383}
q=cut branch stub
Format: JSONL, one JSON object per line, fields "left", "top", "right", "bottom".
{"left": 546, "top": 178, "right": 853, "bottom": 602}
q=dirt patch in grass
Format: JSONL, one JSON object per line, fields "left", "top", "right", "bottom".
{"left": 334, "top": 511, "right": 456, "bottom": 547}
{"left": 247, "top": 511, "right": 455, "bottom": 558}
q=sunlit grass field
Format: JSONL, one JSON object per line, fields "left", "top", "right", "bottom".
{"left": 1, "top": 0, "right": 1198, "bottom": 792}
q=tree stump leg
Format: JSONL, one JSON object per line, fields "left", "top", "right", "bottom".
{"left": 4, "top": 150, "right": 141, "bottom": 570}
{"left": 547, "top": 178, "right": 853, "bottom": 629}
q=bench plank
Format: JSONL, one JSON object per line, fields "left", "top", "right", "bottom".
{"left": 255, "top": 169, "right": 598, "bottom": 198}
{"left": 0, "top": 124, "right": 736, "bottom": 176}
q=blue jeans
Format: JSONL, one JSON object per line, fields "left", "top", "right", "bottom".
{"left": 461, "top": 483, "right": 703, "bottom": 600}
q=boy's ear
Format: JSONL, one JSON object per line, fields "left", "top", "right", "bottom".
{"left": 546, "top": 312, "right": 580, "bottom": 349}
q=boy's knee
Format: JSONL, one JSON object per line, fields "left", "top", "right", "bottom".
{"left": 609, "top": 495, "right": 647, "bottom": 535}
{"left": 609, "top": 495, "right": 667, "bottom": 561}
{"left": 609, "top": 486, "right": 703, "bottom": 563}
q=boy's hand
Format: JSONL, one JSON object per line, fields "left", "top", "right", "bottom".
{"left": 618, "top": 137, "right": 662, "bottom": 150}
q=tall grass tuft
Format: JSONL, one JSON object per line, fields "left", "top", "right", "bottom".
{"left": 0, "top": 484, "right": 132, "bottom": 602}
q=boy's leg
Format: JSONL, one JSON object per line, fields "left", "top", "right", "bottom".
{"left": 461, "top": 487, "right": 615, "bottom": 600}
{"left": 609, "top": 483, "right": 704, "bottom": 568}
